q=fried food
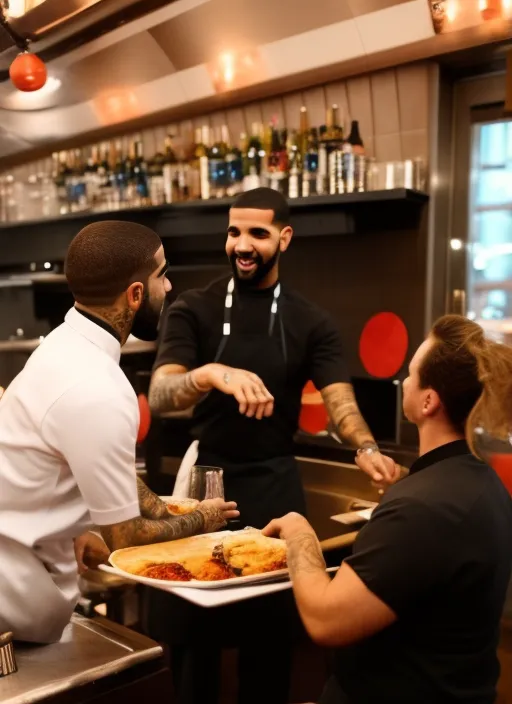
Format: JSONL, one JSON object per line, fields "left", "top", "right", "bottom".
{"left": 212, "top": 533, "right": 287, "bottom": 577}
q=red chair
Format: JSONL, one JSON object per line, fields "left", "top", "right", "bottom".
{"left": 490, "top": 453, "right": 512, "bottom": 495}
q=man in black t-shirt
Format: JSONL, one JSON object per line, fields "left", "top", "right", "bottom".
{"left": 146, "top": 188, "right": 398, "bottom": 704}
{"left": 265, "top": 315, "right": 512, "bottom": 704}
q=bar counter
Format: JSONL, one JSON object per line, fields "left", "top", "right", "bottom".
{"left": 0, "top": 614, "right": 169, "bottom": 704}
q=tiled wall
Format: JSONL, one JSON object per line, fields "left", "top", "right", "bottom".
{"left": 8, "top": 61, "right": 432, "bottom": 179}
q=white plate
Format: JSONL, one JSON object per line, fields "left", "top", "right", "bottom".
{"left": 108, "top": 529, "right": 290, "bottom": 590}
{"left": 98, "top": 565, "right": 339, "bottom": 608}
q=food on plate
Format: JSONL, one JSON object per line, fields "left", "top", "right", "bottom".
{"left": 166, "top": 499, "right": 199, "bottom": 515}
{"left": 194, "top": 558, "right": 235, "bottom": 581}
{"left": 109, "top": 529, "right": 288, "bottom": 583}
{"left": 212, "top": 532, "right": 287, "bottom": 577}
{"left": 141, "top": 563, "right": 193, "bottom": 581}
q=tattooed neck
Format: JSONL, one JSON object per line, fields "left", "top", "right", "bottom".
{"left": 75, "top": 303, "right": 133, "bottom": 344}
{"left": 287, "top": 532, "right": 326, "bottom": 579}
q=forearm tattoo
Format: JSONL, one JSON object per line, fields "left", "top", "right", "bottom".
{"left": 287, "top": 532, "right": 326, "bottom": 579}
{"left": 101, "top": 511, "right": 206, "bottom": 551}
{"left": 137, "top": 477, "right": 169, "bottom": 520}
{"left": 149, "top": 369, "right": 206, "bottom": 415}
{"left": 321, "top": 383, "right": 375, "bottom": 448}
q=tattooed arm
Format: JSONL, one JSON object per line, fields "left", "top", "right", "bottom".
{"left": 320, "top": 382, "right": 375, "bottom": 449}
{"left": 100, "top": 498, "right": 239, "bottom": 551}
{"left": 148, "top": 364, "right": 206, "bottom": 415}
{"left": 149, "top": 363, "right": 274, "bottom": 419}
{"left": 137, "top": 476, "right": 170, "bottom": 519}
{"left": 321, "top": 382, "right": 402, "bottom": 485}
{"left": 263, "top": 513, "right": 396, "bottom": 646}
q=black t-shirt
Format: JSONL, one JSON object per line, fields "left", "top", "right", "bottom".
{"left": 330, "top": 440, "right": 512, "bottom": 704}
{"left": 154, "top": 276, "right": 348, "bottom": 462}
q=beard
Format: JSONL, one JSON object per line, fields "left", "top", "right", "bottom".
{"left": 229, "top": 247, "right": 280, "bottom": 288}
{"left": 130, "top": 292, "right": 162, "bottom": 341}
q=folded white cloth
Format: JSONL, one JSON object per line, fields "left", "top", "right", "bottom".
{"left": 172, "top": 440, "right": 199, "bottom": 498}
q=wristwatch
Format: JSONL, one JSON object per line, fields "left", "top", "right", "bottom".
{"left": 356, "top": 443, "right": 379, "bottom": 457}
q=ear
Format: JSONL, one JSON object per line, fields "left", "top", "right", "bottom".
{"left": 126, "top": 281, "right": 144, "bottom": 312}
{"left": 279, "top": 225, "right": 293, "bottom": 253}
{"left": 422, "top": 389, "right": 442, "bottom": 418}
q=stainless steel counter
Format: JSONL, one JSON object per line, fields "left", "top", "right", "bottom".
{"left": 0, "top": 614, "right": 163, "bottom": 704}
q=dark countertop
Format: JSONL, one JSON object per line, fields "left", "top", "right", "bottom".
{"left": 294, "top": 431, "right": 418, "bottom": 468}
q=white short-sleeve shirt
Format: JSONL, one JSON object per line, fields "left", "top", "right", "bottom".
{"left": 0, "top": 307, "right": 140, "bottom": 643}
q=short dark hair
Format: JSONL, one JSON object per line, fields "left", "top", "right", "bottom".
{"left": 231, "top": 187, "right": 291, "bottom": 227}
{"left": 65, "top": 220, "right": 162, "bottom": 306}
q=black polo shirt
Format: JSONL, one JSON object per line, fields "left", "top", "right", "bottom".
{"left": 154, "top": 276, "right": 349, "bottom": 462}
{"left": 328, "top": 440, "right": 512, "bottom": 704}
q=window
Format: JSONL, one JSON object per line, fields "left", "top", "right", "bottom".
{"left": 468, "top": 119, "right": 512, "bottom": 344}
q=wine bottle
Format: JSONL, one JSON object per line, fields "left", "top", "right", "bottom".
{"left": 302, "top": 128, "right": 319, "bottom": 197}
{"left": 287, "top": 130, "right": 302, "bottom": 199}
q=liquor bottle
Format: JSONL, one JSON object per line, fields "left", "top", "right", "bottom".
{"left": 84, "top": 145, "right": 100, "bottom": 210}
{"left": 287, "top": 130, "right": 302, "bottom": 199}
{"left": 114, "top": 139, "right": 127, "bottom": 208}
{"left": 267, "top": 120, "right": 288, "bottom": 194}
{"left": 208, "top": 126, "right": 229, "bottom": 198}
{"left": 326, "top": 105, "right": 344, "bottom": 195}
{"left": 347, "top": 120, "right": 364, "bottom": 155}
{"left": 225, "top": 129, "right": 244, "bottom": 196}
{"left": 133, "top": 137, "right": 150, "bottom": 205}
{"left": 243, "top": 123, "right": 264, "bottom": 191}
{"left": 299, "top": 106, "right": 309, "bottom": 156}
{"left": 302, "top": 128, "right": 319, "bottom": 197}
{"left": 162, "top": 134, "right": 179, "bottom": 204}
{"left": 147, "top": 139, "right": 165, "bottom": 206}
{"left": 195, "top": 126, "right": 210, "bottom": 200}
{"left": 343, "top": 120, "right": 366, "bottom": 193}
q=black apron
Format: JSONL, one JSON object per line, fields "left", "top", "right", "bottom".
{"left": 195, "top": 287, "right": 307, "bottom": 528}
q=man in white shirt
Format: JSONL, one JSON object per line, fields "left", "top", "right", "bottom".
{"left": 0, "top": 220, "right": 238, "bottom": 644}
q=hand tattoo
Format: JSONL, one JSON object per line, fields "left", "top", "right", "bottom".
{"left": 321, "top": 382, "right": 376, "bottom": 449}
{"left": 137, "top": 477, "right": 170, "bottom": 519}
{"left": 149, "top": 366, "right": 206, "bottom": 415}
{"left": 287, "top": 532, "right": 326, "bottom": 579}
{"left": 197, "top": 504, "right": 227, "bottom": 533}
{"left": 100, "top": 511, "right": 206, "bottom": 551}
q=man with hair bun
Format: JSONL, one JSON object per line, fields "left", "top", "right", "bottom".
{"left": 0, "top": 220, "right": 238, "bottom": 645}
{"left": 265, "top": 314, "right": 512, "bottom": 704}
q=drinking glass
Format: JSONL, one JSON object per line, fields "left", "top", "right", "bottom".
{"left": 188, "top": 465, "right": 224, "bottom": 500}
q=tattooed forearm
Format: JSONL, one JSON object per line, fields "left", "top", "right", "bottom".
{"left": 321, "top": 382, "right": 376, "bottom": 449}
{"left": 136, "top": 477, "right": 169, "bottom": 520}
{"left": 149, "top": 365, "right": 206, "bottom": 415}
{"left": 287, "top": 532, "right": 326, "bottom": 579}
{"left": 100, "top": 511, "right": 206, "bottom": 551}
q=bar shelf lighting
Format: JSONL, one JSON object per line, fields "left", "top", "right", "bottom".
{"left": 430, "top": 0, "right": 512, "bottom": 32}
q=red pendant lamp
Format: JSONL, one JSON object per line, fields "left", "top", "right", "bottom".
{"left": 9, "top": 51, "right": 47, "bottom": 92}
{"left": 0, "top": 7, "right": 48, "bottom": 92}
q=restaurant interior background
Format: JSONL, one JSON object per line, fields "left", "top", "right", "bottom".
{"left": 0, "top": 1, "right": 511, "bottom": 702}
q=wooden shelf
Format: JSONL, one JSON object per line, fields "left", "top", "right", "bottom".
{"left": 0, "top": 189, "right": 429, "bottom": 267}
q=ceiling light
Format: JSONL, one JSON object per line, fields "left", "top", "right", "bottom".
{"left": 0, "top": 75, "right": 62, "bottom": 111}
{"left": 450, "top": 238, "right": 463, "bottom": 250}
{"left": 4, "top": 0, "right": 26, "bottom": 18}
{"left": 445, "top": 0, "right": 458, "bottom": 21}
